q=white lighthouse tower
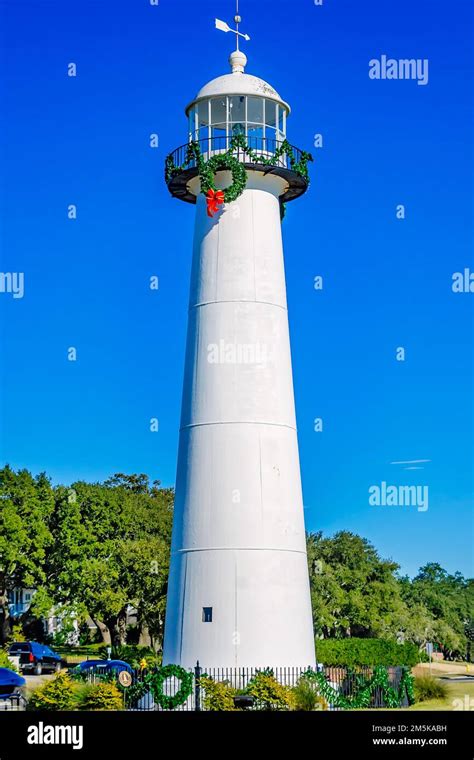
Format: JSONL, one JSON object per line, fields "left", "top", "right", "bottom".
{"left": 163, "top": 13, "right": 315, "bottom": 670}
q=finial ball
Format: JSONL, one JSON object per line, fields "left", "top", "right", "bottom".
{"left": 229, "top": 49, "right": 247, "bottom": 74}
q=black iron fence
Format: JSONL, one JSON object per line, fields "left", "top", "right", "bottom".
{"left": 79, "top": 662, "right": 411, "bottom": 711}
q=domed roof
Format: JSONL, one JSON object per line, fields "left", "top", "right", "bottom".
{"left": 185, "top": 51, "right": 290, "bottom": 114}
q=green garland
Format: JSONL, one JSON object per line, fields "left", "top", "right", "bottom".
{"left": 121, "top": 673, "right": 152, "bottom": 707}
{"left": 119, "top": 665, "right": 193, "bottom": 710}
{"left": 302, "top": 665, "right": 415, "bottom": 709}
{"left": 165, "top": 133, "right": 313, "bottom": 208}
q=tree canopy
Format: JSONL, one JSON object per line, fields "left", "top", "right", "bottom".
{"left": 0, "top": 467, "right": 173, "bottom": 648}
{"left": 306, "top": 531, "right": 473, "bottom": 658}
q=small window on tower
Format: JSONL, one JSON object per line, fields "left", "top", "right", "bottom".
{"left": 202, "top": 607, "right": 213, "bottom": 623}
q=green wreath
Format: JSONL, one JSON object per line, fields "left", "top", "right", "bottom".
{"left": 199, "top": 152, "right": 248, "bottom": 204}
{"left": 150, "top": 664, "right": 194, "bottom": 710}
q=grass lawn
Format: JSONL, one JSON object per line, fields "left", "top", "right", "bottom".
{"left": 414, "top": 661, "right": 472, "bottom": 677}
{"left": 55, "top": 644, "right": 104, "bottom": 665}
{"left": 55, "top": 644, "right": 103, "bottom": 654}
{"left": 62, "top": 653, "right": 93, "bottom": 664}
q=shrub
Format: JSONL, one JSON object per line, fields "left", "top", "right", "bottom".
{"left": 413, "top": 676, "right": 449, "bottom": 703}
{"left": 10, "top": 623, "right": 26, "bottom": 643}
{"left": 199, "top": 677, "right": 237, "bottom": 711}
{"left": 80, "top": 681, "right": 124, "bottom": 711}
{"left": 292, "top": 676, "right": 328, "bottom": 711}
{"left": 316, "top": 639, "right": 424, "bottom": 668}
{"left": 246, "top": 670, "right": 295, "bottom": 711}
{"left": 28, "top": 672, "right": 77, "bottom": 711}
{"left": 0, "top": 648, "right": 18, "bottom": 672}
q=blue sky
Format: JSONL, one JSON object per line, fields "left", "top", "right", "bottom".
{"left": 0, "top": 0, "right": 472, "bottom": 577}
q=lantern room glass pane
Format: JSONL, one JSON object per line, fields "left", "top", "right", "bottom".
{"left": 265, "top": 100, "right": 277, "bottom": 127}
{"left": 247, "top": 124, "right": 264, "bottom": 150}
{"left": 198, "top": 125, "right": 209, "bottom": 143}
{"left": 188, "top": 109, "right": 197, "bottom": 140}
{"left": 247, "top": 97, "right": 264, "bottom": 124}
{"left": 211, "top": 124, "right": 227, "bottom": 151}
{"left": 212, "top": 124, "right": 226, "bottom": 137}
{"left": 210, "top": 97, "right": 227, "bottom": 125}
{"left": 231, "top": 122, "right": 245, "bottom": 138}
{"left": 198, "top": 100, "right": 210, "bottom": 126}
{"left": 265, "top": 126, "right": 277, "bottom": 151}
{"left": 198, "top": 102, "right": 209, "bottom": 144}
{"left": 278, "top": 106, "right": 285, "bottom": 135}
{"left": 229, "top": 95, "right": 245, "bottom": 124}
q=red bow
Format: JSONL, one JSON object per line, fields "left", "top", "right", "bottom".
{"left": 206, "top": 189, "right": 225, "bottom": 217}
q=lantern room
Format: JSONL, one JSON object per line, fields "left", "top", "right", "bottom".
{"left": 165, "top": 50, "right": 312, "bottom": 206}
{"left": 186, "top": 51, "right": 289, "bottom": 157}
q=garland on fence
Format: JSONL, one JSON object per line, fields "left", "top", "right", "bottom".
{"left": 121, "top": 673, "right": 152, "bottom": 707}
{"left": 118, "top": 665, "right": 193, "bottom": 710}
{"left": 302, "top": 665, "right": 415, "bottom": 709}
{"left": 165, "top": 134, "right": 313, "bottom": 217}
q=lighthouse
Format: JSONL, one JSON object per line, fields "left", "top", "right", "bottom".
{"left": 163, "top": 14, "right": 316, "bottom": 669}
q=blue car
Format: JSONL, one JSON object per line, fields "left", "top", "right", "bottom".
{"left": 8, "top": 641, "right": 62, "bottom": 676}
{"left": 75, "top": 659, "right": 133, "bottom": 678}
{"left": 0, "top": 667, "right": 26, "bottom": 706}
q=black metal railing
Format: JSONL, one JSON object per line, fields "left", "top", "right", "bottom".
{"left": 166, "top": 135, "right": 306, "bottom": 176}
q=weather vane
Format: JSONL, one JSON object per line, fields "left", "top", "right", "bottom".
{"left": 215, "top": 0, "right": 250, "bottom": 51}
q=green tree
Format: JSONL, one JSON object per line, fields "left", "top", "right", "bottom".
{"left": 306, "top": 531, "right": 410, "bottom": 640}
{"left": 408, "top": 563, "right": 474, "bottom": 658}
{"left": 0, "top": 466, "right": 54, "bottom": 643}
{"left": 46, "top": 475, "right": 173, "bottom": 649}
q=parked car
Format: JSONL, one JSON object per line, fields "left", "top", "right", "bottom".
{"left": 0, "top": 667, "right": 26, "bottom": 710}
{"left": 74, "top": 659, "right": 133, "bottom": 679}
{"left": 8, "top": 642, "right": 62, "bottom": 676}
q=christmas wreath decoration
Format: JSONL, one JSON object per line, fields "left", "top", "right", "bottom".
{"left": 165, "top": 134, "right": 313, "bottom": 218}
{"left": 200, "top": 152, "right": 247, "bottom": 216}
{"left": 118, "top": 665, "right": 194, "bottom": 710}
{"left": 150, "top": 664, "right": 194, "bottom": 710}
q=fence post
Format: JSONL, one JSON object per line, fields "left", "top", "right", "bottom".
{"left": 194, "top": 660, "right": 201, "bottom": 712}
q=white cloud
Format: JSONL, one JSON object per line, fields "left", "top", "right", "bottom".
{"left": 390, "top": 459, "right": 431, "bottom": 465}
